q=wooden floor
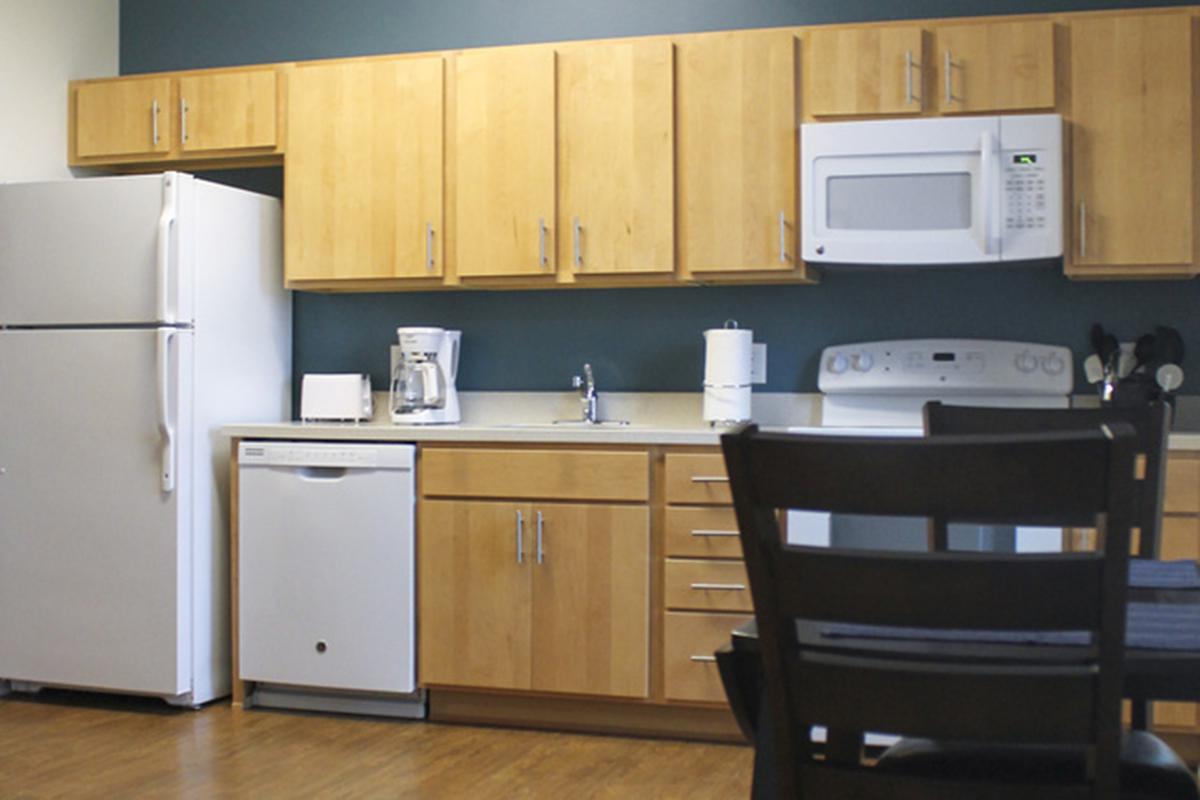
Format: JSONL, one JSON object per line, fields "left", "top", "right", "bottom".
{"left": 0, "top": 690, "right": 754, "bottom": 798}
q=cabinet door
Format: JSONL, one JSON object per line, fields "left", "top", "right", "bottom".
{"left": 1153, "top": 516, "right": 1200, "bottom": 730}
{"left": 934, "top": 20, "right": 1055, "bottom": 114}
{"left": 677, "top": 31, "right": 798, "bottom": 274}
{"left": 530, "top": 504, "right": 649, "bottom": 697}
{"left": 178, "top": 69, "right": 277, "bottom": 152}
{"left": 285, "top": 57, "right": 444, "bottom": 282}
{"left": 74, "top": 77, "right": 173, "bottom": 159}
{"left": 1069, "top": 14, "right": 1195, "bottom": 275}
{"left": 455, "top": 48, "right": 556, "bottom": 278}
{"left": 557, "top": 40, "right": 673, "bottom": 276}
{"left": 804, "top": 26, "right": 924, "bottom": 117}
{"left": 419, "top": 500, "right": 532, "bottom": 690}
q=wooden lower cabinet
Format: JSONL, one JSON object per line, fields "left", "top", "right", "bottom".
{"left": 417, "top": 444, "right": 749, "bottom": 740}
{"left": 419, "top": 500, "right": 533, "bottom": 690}
{"left": 419, "top": 498, "right": 650, "bottom": 698}
{"left": 665, "top": 612, "right": 753, "bottom": 702}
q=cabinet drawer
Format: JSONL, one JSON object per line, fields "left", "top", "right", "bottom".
{"left": 665, "top": 453, "right": 731, "bottom": 505}
{"left": 665, "top": 507, "right": 743, "bottom": 558}
{"left": 1165, "top": 457, "right": 1200, "bottom": 514}
{"left": 664, "top": 611, "right": 753, "bottom": 703}
{"left": 421, "top": 448, "right": 649, "bottom": 501}
{"left": 665, "top": 559, "right": 752, "bottom": 612}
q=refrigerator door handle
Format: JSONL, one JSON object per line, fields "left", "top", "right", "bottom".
{"left": 157, "top": 329, "right": 177, "bottom": 493}
{"left": 157, "top": 174, "right": 179, "bottom": 323}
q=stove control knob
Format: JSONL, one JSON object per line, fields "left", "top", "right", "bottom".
{"left": 827, "top": 354, "right": 850, "bottom": 375}
{"left": 1040, "top": 354, "right": 1066, "bottom": 375}
{"left": 852, "top": 352, "right": 874, "bottom": 372}
{"left": 1014, "top": 352, "right": 1038, "bottom": 373}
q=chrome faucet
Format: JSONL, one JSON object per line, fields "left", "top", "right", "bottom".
{"left": 572, "top": 363, "right": 598, "bottom": 424}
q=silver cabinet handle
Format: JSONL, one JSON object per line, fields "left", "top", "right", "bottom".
{"left": 1079, "top": 201, "right": 1087, "bottom": 260}
{"left": 425, "top": 223, "right": 435, "bottom": 272}
{"left": 690, "top": 655, "right": 718, "bottom": 663}
{"left": 180, "top": 98, "right": 188, "bottom": 144}
{"left": 905, "top": 50, "right": 915, "bottom": 105}
{"left": 690, "top": 475, "right": 729, "bottom": 484}
{"left": 690, "top": 582, "right": 746, "bottom": 591}
{"left": 779, "top": 210, "right": 789, "bottom": 263}
{"left": 572, "top": 217, "right": 582, "bottom": 270}
{"left": 538, "top": 218, "right": 548, "bottom": 269}
{"left": 691, "top": 529, "right": 739, "bottom": 538}
{"left": 516, "top": 509, "right": 524, "bottom": 565}
{"left": 151, "top": 99, "right": 160, "bottom": 145}
{"left": 944, "top": 50, "right": 954, "bottom": 106}
{"left": 536, "top": 510, "right": 544, "bottom": 564}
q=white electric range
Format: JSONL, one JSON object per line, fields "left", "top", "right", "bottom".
{"left": 786, "top": 338, "right": 1074, "bottom": 553}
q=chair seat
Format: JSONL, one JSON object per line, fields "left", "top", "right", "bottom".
{"left": 876, "top": 730, "right": 1199, "bottom": 800}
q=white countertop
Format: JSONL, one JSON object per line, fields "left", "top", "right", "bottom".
{"left": 222, "top": 391, "right": 1200, "bottom": 449}
{"left": 222, "top": 392, "right": 816, "bottom": 446}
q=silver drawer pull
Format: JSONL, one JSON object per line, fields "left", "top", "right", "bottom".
{"left": 691, "top": 529, "right": 739, "bottom": 538}
{"left": 689, "top": 655, "right": 718, "bottom": 663}
{"left": 690, "top": 475, "right": 729, "bottom": 484}
{"left": 690, "top": 582, "right": 746, "bottom": 591}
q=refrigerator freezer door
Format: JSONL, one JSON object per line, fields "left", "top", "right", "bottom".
{"left": 0, "top": 173, "right": 189, "bottom": 325}
{"left": 0, "top": 329, "right": 193, "bottom": 698}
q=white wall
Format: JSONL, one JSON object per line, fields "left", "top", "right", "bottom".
{"left": 0, "top": 0, "right": 119, "bottom": 181}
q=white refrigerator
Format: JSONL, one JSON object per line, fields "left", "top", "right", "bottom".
{"left": 0, "top": 172, "right": 291, "bottom": 706}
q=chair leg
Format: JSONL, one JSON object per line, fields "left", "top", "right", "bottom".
{"left": 1130, "top": 697, "right": 1153, "bottom": 731}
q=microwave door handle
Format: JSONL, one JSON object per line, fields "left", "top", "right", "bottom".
{"left": 977, "top": 129, "right": 997, "bottom": 256}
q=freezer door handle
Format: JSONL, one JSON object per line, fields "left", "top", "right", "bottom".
{"left": 157, "top": 329, "right": 177, "bottom": 493}
{"left": 157, "top": 174, "right": 178, "bottom": 323}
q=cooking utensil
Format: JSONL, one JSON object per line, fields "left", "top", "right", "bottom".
{"left": 1156, "top": 363, "right": 1185, "bottom": 393}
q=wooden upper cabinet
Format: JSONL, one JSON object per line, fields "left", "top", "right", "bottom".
{"left": 285, "top": 56, "right": 444, "bottom": 284}
{"left": 934, "top": 20, "right": 1056, "bottom": 114}
{"left": 455, "top": 48, "right": 556, "bottom": 278}
{"left": 74, "top": 77, "right": 173, "bottom": 159}
{"left": 1068, "top": 13, "right": 1196, "bottom": 276}
{"left": 178, "top": 69, "right": 277, "bottom": 152}
{"left": 676, "top": 31, "right": 800, "bottom": 275}
{"left": 804, "top": 26, "right": 925, "bottom": 117}
{"left": 556, "top": 40, "right": 674, "bottom": 276}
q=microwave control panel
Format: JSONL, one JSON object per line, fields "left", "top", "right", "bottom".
{"left": 1003, "top": 154, "right": 1048, "bottom": 231}
{"left": 818, "top": 339, "right": 1073, "bottom": 396}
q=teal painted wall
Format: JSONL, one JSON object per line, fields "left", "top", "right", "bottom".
{"left": 121, "top": 1, "right": 1200, "bottom": 395}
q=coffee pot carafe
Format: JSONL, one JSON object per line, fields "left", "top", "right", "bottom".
{"left": 390, "top": 327, "right": 461, "bottom": 424}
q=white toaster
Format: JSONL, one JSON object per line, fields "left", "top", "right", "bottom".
{"left": 300, "top": 374, "right": 374, "bottom": 421}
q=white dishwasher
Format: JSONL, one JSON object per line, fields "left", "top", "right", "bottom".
{"left": 237, "top": 441, "right": 424, "bottom": 718}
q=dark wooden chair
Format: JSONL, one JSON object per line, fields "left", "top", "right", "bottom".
{"left": 924, "top": 400, "right": 1171, "bottom": 733}
{"left": 721, "top": 423, "right": 1197, "bottom": 800}
{"left": 923, "top": 401, "right": 1171, "bottom": 558}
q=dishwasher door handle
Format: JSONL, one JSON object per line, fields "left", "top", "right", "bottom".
{"left": 294, "top": 466, "right": 349, "bottom": 481}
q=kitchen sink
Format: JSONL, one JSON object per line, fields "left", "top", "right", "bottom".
{"left": 497, "top": 420, "right": 633, "bottom": 429}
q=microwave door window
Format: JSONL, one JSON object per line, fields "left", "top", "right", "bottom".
{"left": 826, "top": 173, "right": 971, "bottom": 231}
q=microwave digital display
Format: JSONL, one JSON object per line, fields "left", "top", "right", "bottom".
{"left": 1013, "top": 154, "right": 1038, "bottom": 165}
{"left": 932, "top": 352, "right": 956, "bottom": 362}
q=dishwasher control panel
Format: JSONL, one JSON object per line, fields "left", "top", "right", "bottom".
{"left": 238, "top": 441, "right": 413, "bottom": 469}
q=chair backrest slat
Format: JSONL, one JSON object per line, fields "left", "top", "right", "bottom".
{"left": 775, "top": 546, "right": 1106, "bottom": 630}
{"left": 794, "top": 651, "right": 1095, "bottom": 742}
{"left": 924, "top": 402, "right": 1169, "bottom": 557}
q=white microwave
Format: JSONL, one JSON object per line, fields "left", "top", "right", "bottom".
{"left": 801, "top": 113, "right": 1063, "bottom": 265}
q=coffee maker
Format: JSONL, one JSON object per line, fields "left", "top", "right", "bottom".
{"left": 390, "top": 327, "right": 461, "bottom": 424}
